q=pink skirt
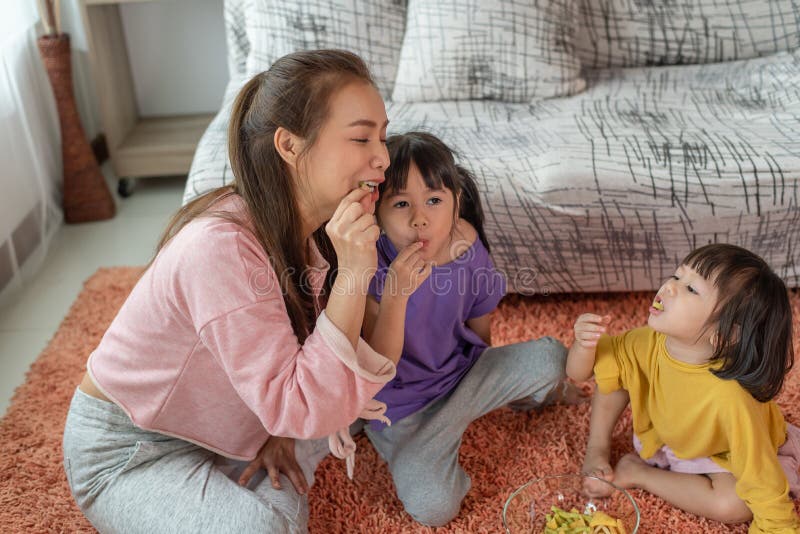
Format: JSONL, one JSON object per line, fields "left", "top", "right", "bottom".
{"left": 633, "top": 423, "right": 800, "bottom": 495}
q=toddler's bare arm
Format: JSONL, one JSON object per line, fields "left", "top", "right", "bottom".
{"left": 582, "top": 386, "right": 630, "bottom": 496}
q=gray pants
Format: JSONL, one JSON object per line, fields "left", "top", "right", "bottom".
{"left": 62, "top": 389, "right": 330, "bottom": 533}
{"left": 365, "top": 337, "right": 567, "bottom": 527}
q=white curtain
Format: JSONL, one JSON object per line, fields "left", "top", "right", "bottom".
{"left": 0, "top": 1, "right": 63, "bottom": 298}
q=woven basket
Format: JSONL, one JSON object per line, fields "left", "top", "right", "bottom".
{"left": 38, "top": 33, "right": 115, "bottom": 223}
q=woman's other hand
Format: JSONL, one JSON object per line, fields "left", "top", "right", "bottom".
{"left": 239, "top": 436, "right": 309, "bottom": 495}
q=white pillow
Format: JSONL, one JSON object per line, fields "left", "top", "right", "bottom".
{"left": 244, "top": 0, "right": 407, "bottom": 99}
{"left": 576, "top": 0, "right": 800, "bottom": 69}
{"left": 391, "top": 0, "right": 586, "bottom": 103}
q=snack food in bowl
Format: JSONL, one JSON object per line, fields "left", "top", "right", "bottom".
{"left": 503, "top": 474, "right": 640, "bottom": 534}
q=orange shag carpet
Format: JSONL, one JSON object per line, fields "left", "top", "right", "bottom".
{"left": 1, "top": 267, "right": 799, "bottom": 533}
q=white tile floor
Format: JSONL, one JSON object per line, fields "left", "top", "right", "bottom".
{"left": 0, "top": 167, "right": 186, "bottom": 416}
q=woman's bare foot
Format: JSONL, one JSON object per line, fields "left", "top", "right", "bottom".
{"left": 611, "top": 453, "right": 650, "bottom": 489}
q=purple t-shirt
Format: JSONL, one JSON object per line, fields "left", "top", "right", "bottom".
{"left": 367, "top": 234, "right": 507, "bottom": 430}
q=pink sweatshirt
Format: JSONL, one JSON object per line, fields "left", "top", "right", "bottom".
{"left": 87, "top": 196, "right": 396, "bottom": 461}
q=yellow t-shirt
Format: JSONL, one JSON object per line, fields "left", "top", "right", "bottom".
{"left": 595, "top": 326, "right": 798, "bottom": 534}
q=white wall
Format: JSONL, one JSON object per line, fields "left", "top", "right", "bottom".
{"left": 121, "top": 0, "right": 229, "bottom": 116}
{"left": 62, "top": 0, "right": 228, "bottom": 137}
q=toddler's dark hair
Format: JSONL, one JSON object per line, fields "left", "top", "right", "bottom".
{"left": 379, "top": 131, "right": 490, "bottom": 252}
{"left": 684, "top": 243, "right": 794, "bottom": 402}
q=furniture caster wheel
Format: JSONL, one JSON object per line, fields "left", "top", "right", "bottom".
{"left": 117, "top": 178, "right": 135, "bottom": 198}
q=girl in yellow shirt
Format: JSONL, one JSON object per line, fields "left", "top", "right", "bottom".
{"left": 567, "top": 243, "right": 800, "bottom": 534}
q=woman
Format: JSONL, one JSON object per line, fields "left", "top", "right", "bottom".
{"left": 63, "top": 49, "right": 394, "bottom": 533}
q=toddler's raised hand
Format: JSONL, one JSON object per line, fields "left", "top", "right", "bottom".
{"left": 573, "top": 313, "right": 611, "bottom": 349}
{"left": 567, "top": 313, "right": 610, "bottom": 380}
{"left": 384, "top": 241, "right": 433, "bottom": 299}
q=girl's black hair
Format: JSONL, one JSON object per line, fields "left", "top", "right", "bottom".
{"left": 379, "top": 131, "right": 491, "bottom": 252}
{"left": 683, "top": 243, "right": 794, "bottom": 402}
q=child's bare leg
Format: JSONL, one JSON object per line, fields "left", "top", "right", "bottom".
{"left": 613, "top": 453, "right": 752, "bottom": 524}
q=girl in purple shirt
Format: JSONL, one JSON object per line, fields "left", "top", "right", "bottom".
{"left": 362, "top": 131, "right": 573, "bottom": 527}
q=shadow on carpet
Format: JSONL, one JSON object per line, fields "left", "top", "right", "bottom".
{"left": 1, "top": 267, "right": 798, "bottom": 533}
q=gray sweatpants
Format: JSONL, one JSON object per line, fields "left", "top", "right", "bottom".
{"left": 364, "top": 337, "right": 567, "bottom": 527}
{"left": 62, "top": 389, "right": 330, "bottom": 533}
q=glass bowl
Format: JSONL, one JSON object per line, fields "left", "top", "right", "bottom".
{"left": 503, "top": 474, "right": 640, "bottom": 533}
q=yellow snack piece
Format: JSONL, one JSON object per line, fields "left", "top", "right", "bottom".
{"left": 589, "top": 511, "right": 617, "bottom": 527}
{"left": 542, "top": 506, "right": 626, "bottom": 534}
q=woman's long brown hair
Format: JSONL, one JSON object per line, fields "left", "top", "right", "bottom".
{"left": 155, "top": 50, "right": 376, "bottom": 343}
